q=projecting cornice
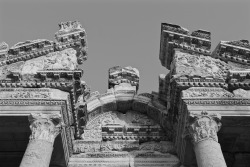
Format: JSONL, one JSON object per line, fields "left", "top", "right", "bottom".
{"left": 108, "top": 66, "right": 140, "bottom": 91}
{"left": 0, "top": 21, "right": 87, "bottom": 88}
{"left": 159, "top": 23, "right": 211, "bottom": 69}
{"left": 159, "top": 22, "right": 250, "bottom": 71}
{"left": 212, "top": 40, "right": 250, "bottom": 66}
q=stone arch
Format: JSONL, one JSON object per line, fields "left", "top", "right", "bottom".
{"left": 79, "top": 83, "right": 169, "bottom": 135}
{"left": 74, "top": 83, "right": 180, "bottom": 167}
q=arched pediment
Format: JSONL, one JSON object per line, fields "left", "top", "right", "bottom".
{"left": 77, "top": 83, "right": 169, "bottom": 134}
{"left": 73, "top": 83, "right": 180, "bottom": 166}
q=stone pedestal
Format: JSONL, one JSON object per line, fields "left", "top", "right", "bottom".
{"left": 189, "top": 111, "right": 227, "bottom": 167}
{"left": 19, "top": 113, "right": 64, "bottom": 167}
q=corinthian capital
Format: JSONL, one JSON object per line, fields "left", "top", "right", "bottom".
{"left": 28, "top": 113, "right": 64, "bottom": 143}
{"left": 188, "top": 111, "right": 221, "bottom": 144}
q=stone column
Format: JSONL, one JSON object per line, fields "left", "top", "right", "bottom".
{"left": 188, "top": 111, "right": 227, "bottom": 167}
{"left": 19, "top": 113, "right": 64, "bottom": 167}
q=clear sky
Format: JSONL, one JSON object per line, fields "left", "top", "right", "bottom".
{"left": 0, "top": 0, "right": 249, "bottom": 94}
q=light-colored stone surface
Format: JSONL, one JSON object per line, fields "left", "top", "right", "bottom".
{"left": 68, "top": 152, "right": 180, "bottom": 167}
{"left": 189, "top": 112, "right": 227, "bottom": 167}
{"left": 81, "top": 110, "right": 163, "bottom": 141}
{"left": 19, "top": 140, "right": 53, "bottom": 167}
{"left": 172, "top": 50, "right": 231, "bottom": 80}
{"left": 19, "top": 113, "right": 64, "bottom": 167}
{"left": 194, "top": 140, "right": 227, "bottom": 167}
{"left": 0, "top": 48, "right": 78, "bottom": 79}
{"left": 0, "top": 88, "right": 69, "bottom": 100}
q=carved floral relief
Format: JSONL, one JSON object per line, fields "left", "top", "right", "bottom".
{"left": 0, "top": 48, "right": 78, "bottom": 80}
{"left": 172, "top": 51, "right": 232, "bottom": 79}
{"left": 189, "top": 112, "right": 221, "bottom": 144}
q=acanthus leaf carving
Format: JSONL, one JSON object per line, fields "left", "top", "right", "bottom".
{"left": 29, "top": 113, "right": 65, "bottom": 143}
{"left": 188, "top": 111, "right": 221, "bottom": 144}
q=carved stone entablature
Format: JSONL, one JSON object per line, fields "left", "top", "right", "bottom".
{"left": 56, "top": 21, "right": 85, "bottom": 39}
{"left": 182, "top": 87, "right": 236, "bottom": 99}
{"left": 227, "top": 40, "right": 250, "bottom": 49}
{"left": 0, "top": 48, "right": 83, "bottom": 84}
{"left": 0, "top": 21, "right": 87, "bottom": 69}
{"left": 162, "top": 23, "right": 189, "bottom": 35}
{"left": 160, "top": 23, "right": 211, "bottom": 69}
{"left": 181, "top": 87, "right": 250, "bottom": 106}
{"left": 109, "top": 66, "right": 139, "bottom": 91}
{"left": 29, "top": 113, "right": 65, "bottom": 143}
{"left": 228, "top": 70, "right": 250, "bottom": 89}
{"left": 188, "top": 111, "right": 222, "bottom": 144}
{"left": 7, "top": 39, "right": 54, "bottom": 64}
{"left": 212, "top": 40, "right": 250, "bottom": 66}
{"left": 73, "top": 140, "right": 140, "bottom": 153}
{"left": 171, "top": 50, "right": 232, "bottom": 88}
{"left": 101, "top": 140, "right": 139, "bottom": 152}
{"left": 182, "top": 87, "right": 250, "bottom": 105}
{"left": 69, "top": 152, "right": 180, "bottom": 167}
{"left": 55, "top": 21, "right": 87, "bottom": 64}
{"left": 191, "top": 29, "right": 211, "bottom": 40}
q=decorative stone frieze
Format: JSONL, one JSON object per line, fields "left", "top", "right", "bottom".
{"left": 171, "top": 50, "right": 232, "bottom": 84}
{"left": 182, "top": 87, "right": 237, "bottom": 99}
{"left": 109, "top": 66, "right": 139, "bottom": 91}
{"left": 160, "top": 23, "right": 211, "bottom": 69}
{"left": 228, "top": 70, "right": 250, "bottom": 89}
{"left": 212, "top": 39, "right": 250, "bottom": 66}
{"left": 0, "top": 21, "right": 86, "bottom": 85}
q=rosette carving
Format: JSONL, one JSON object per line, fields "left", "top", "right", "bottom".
{"left": 188, "top": 111, "right": 221, "bottom": 144}
{"left": 28, "top": 113, "right": 65, "bottom": 143}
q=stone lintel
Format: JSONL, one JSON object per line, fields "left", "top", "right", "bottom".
{"left": 187, "top": 105, "right": 250, "bottom": 117}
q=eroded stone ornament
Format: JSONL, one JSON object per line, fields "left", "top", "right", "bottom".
{"left": 188, "top": 111, "right": 221, "bottom": 143}
{"left": 188, "top": 111, "right": 227, "bottom": 167}
{"left": 28, "top": 113, "right": 65, "bottom": 143}
{"left": 19, "top": 114, "right": 64, "bottom": 167}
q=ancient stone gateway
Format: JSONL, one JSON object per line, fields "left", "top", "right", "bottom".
{"left": 0, "top": 20, "right": 250, "bottom": 167}
{"left": 71, "top": 79, "right": 180, "bottom": 167}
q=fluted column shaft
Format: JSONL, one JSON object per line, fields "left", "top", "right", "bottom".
{"left": 19, "top": 114, "right": 64, "bottom": 167}
{"left": 189, "top": 112, "right": 227, "bottom": 167}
